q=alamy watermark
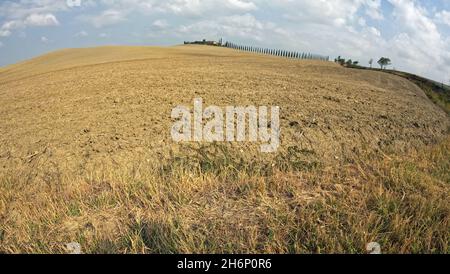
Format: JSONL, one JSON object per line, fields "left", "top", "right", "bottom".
{"left": 171, "top": 98, "right": 280, "bottom": 153}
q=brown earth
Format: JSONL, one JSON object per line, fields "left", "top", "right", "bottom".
{"left": 0, "top": 45, "right": 448, "bottom": 173}
{"left": 0, "top": 45, "right": 448, "bottom": 253}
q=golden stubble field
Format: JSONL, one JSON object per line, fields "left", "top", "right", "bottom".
{"left": 0, "top": 45, "right": 449, "bottom": 253}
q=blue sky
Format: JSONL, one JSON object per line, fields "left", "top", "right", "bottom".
{"left": 0, "top": 0, "right": 449, "bottom": 82}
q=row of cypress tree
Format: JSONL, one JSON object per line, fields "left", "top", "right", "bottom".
{"left": 224, "top": 42, "right": 329, "bottom": 61}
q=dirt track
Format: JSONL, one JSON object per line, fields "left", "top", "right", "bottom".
{"left": 0, "top": 45, "right": 448, "bottom": 174}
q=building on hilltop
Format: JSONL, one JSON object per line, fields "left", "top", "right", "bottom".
{"left": 184, "top": 39, "right": 223, "bottom": 46}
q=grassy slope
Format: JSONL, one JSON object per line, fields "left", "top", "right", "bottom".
{"left": 385, "top": 70, "right": 450, "bottom": 115}
{"left": 1, "top": 135, "right": 448, "bottom": 254}
{"left": 0, "top": 46, "right": 448, "bottom": 253}
{"left": 344, "top": 65, "right": 450, "bottom": 115}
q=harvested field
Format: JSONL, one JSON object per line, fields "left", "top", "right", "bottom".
{"left": 0, "top": 45, "right": 449, "bottom": 253}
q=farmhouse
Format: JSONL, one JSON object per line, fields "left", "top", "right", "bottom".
{"left": 184, "top": 39, "right": 222, "bottom": 46}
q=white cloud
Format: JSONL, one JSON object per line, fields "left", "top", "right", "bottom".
{"left": 368, "top": 26, "right": 381, "bottom": 36}
{"left": 84, "top": 9, "right": 127, "bottom": 28}
{"left": 161, "top": 0, "right": 257, "bottom": 16}
{"left": 73, "top": 0, "right": 258, "bottom": 19}
{"left": 386, "top": 0, "right": 450, "bottom": 79}
{"left": 152, "top": 19, "right": 169, "bottom": 29}
{"left": 24, "top": 13, "right": 59, "bottom": 27}
{"left": 363, "top": 0, "right": 384, "bottom": 20}
{"left": 2, "top": 20, "right": 23, "bottom": 30}
{"left": 0, "top": 0, "right": 67, "bottom": 19}
{"left": 0, "top": 29, "right": 11, "bottom": 37}
{"left": 279, "top": 0, "right": 383, "bottom": 27}
{"left": 41, "top": 36, "right": 49, "bottom": 43}
{"left": 223, "top": 0, "right": 258, "bottom": 12}
{"left": 74, "top": 30, "right": 88, "bottom": 37}
{"left": 435, "top": 10, "right": 450, "bottom": 26}
{"left": 0, "top": 20, "right": 22, "bottom": 37}
{"left": 0, "top": 13, "right": 59, "bottom": 38}
{"left": 177, "top": 13, "right": 280, "bottom": 42}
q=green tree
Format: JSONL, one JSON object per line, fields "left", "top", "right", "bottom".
{"left": 335, "top": 56, "right": 346, "bottom": 66}
{"left": 378, "top": 57, "right": 392, "bottom": 70}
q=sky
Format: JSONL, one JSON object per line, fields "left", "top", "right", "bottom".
{"left": 0, "top": 0, "right": 449, "bottom": 83}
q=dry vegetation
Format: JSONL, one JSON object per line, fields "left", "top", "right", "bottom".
{"left": 0, "top": 45, "right": 448, "bottom": 253}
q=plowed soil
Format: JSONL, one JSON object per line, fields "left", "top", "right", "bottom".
{"left": 0, "top": 45, "right": 448, "bottom": 173}
{"left": 0, "top": 45, "right": 449, "bottom": 254}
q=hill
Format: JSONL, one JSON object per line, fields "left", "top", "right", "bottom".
{"left": 0, "top": 45, "right": 448, "bottom": 253}
{"left": 381, "top": 70, "right": 450, "bottom": 115}
{"left": 341, "top": 64, "right": 450, "bottom": 115}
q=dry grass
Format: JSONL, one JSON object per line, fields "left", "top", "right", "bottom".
{"left": 0, "top": 137, "right": 448, "bottom": 254}
{"left": 0, "top": 45, "right": 449, "bottom": 253}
